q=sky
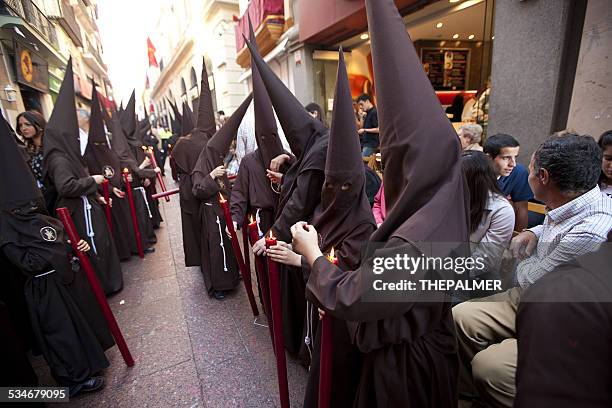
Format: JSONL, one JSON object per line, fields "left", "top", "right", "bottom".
{"left": 97, "top": 0, "right": 164, "bottom": 107}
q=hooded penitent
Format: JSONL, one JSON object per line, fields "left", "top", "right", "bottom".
{"left": 120, "top": 90, "right": 137, "bottom": 140}
{"left": 181, "top": 101, "right": 195, "bottom": 137}
{"left": 168, "top": 98, "right": 182, "bottom": 136}
{"left": 248, "top": 18, "right": 284, "bottom": 169}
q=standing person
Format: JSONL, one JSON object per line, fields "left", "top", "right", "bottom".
{"left": 83, "top": 82, "right": 135, "bottom": 261}
{"left": 246, "top": 37, "right": 329, "bottom": 359}
{"left": 172, "top": 60, "right": 218, "bottom": 267}
{"left": 305, "top": 103, "right": 327, "bottom": 128}
{"left": 158, "top": 126, "right": 172, "bottom": 175}
{"left": 458, "top": 124, "right": 484, "bottom": 151}
{"left": 484, "top": 133, "right": 534, "bottom": 232}
{"left": 43, "top": 59, "right": 123, "bottom": 295}
{"left": 356, "top": 93, "right": 379, "bottom": 157}
{"left": 291, "top": 0, "right": 470, "bottom": 406}
{"left": 216, "top": 110, "right": 226, "bottom": 129}
{"left": 191, "top": 95, "right": 253, "bottom": 300}
{"left": 0, "top": 117, "right": 112, "bottom": 397}
{"left": 16, "top": 110, "right": 57, "bottom": 213}
{"left": 372, "top": 181, "right": 386, "bottom": 227}
{"left": 599, "top": 130, "right": 612, "bottom": 197}
{"left": 235, "top": 101, "right": 257, "bottom": 164}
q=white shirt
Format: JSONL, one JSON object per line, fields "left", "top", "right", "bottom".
{"left": 601, "top": 182, "right": 612, "bottom": 198}
{"left": 516, "top": 185, "right": 612, "bottom": 287}
{"left": 79, "top": 128, "right": 88, "bottom": 156}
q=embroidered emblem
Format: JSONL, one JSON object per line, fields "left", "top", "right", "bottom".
{"left": 40, "top": 226, "right": 57, "bottom": 242}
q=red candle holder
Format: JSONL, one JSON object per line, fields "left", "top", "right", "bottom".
{"left": 319, "top": 247, "right": 338, "bottom": 408}
{"left": 101, "top": 179, "right": 113, "bottom": 236}
{"left": 122, "top": 168, "right": 144, "bottom": 258}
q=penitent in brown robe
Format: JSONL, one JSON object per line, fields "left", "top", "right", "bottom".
{"left": 305, "top": 0, "right": 470, "bottom": 406}
{"left": 172, "top": 60, "right": 217, "bottom": 267}
{"left": 191, "top": 95, "right": 252, "bottom": 294}
{"left": 43, "top": 59, "right": 123, "bottom": 295}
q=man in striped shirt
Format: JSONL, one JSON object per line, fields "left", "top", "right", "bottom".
{"left": 453, "top": 133, "right": 612, "bottom": 408}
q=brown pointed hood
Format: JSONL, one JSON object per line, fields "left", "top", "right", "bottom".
{"left": 84, "top": 81, "right": 122, "bottom": 187}
{"left": 167, "top": 98, "right": 182, "bottom": 135}
{"left": 312, "top": 49, "right": 375, "bottom": 254}
{"left": 43, "top": 57, "right": 88, "bottom": 179}
{"left": 248, "top": 18, "right": 284, "bottom": 169}
{"left": 365, "top": 0, "right": 469, "bottom": 244}
{"left": 0, "top": 117, "right": 42, "bottom": 210}
{"left": 110, "top": 115, "right": 139, "bottom": 174}
{"left": 244, "top": 35, "right": 326, "bottom": 159}
{"left": 120, "top": 90, "right": 137, "bottom": 138}
{"left": 195, "top": 58, "right": 216, "bottom": 138}
{"left": 181, "top": 101, "right": 195, "bottom": 136}
{"left": 192, "top": 93, "right": 253, "bottom": 180}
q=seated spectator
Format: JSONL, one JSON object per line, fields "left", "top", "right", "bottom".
{"left": 458, "top": 124, "right": 483, "bottom": 151}
{"left": 372, "top": 181, "right": 386, "bottom": 226}
{"left": 514, "top": 229, "right": 612, "bottom": 408}
{"left": 484, "top": 133, "right": 534, "bottom": 231}
{"left": 461, "top": 151, "right": 515, "bottom": 282}
{"left": 453, "top": 133, "right": 612, "bottom": 408}
{"left": 599, "top": 130, "right": 612, "bottom": 197}
{"left": 446, "top": 93, "right": 464, "bottom": 122}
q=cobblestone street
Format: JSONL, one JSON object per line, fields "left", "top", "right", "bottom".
{"left": 33, "top": 173, "right": 307, "bottom": 407}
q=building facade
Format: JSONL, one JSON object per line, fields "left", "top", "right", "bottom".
{"left": 0, "top": 0, "right": 113, "bottom": 127}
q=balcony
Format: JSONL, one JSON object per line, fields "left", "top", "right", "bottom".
{"left": 234, "top": 0, "right": 284, "bottom": 68}
{"left": 2, "top": 0, "right": 59, "bottom": 48}
{"left": 82, "top": 40, "right": 107, "bottom": 75}
{"left": 47, "top": 0, "right": 83, "bottom": 47}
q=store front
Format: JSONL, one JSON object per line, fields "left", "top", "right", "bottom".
{"left": 14, "top": 40, "right": 51, "bottom": 114}
{"left": 304, "top": 0, "right": 495, "bottom": 132}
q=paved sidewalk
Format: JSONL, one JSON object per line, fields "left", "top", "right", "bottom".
{"left": 34, "top": 174, "right": 307, "bottom": 407}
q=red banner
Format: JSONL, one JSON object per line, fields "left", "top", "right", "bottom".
{"left": 147, "top": 37, "right": 158, "bottom": 68}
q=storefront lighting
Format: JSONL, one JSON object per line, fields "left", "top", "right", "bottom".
{"left": 450, "top": 0, "right": 461, "bottom": 3}
{"left": 452, "top": 34, "right": 459, "bottom": 39}
{"left": 4, "top": 85, "right": 17, "bottom": 102}
{"left": 436, "top": 22, "right": 443, "bottom": 28}
{"left": 492, "top": 36, "right": 495, "bottom": 40}
{"left": 360, "top": 33, "right": 369, "bottom": 40}
{"left": 468, "top": 34, "right": 475, "bottom": 40}
{"left": 440, "top": 41, "right": 446, "bottom": 46}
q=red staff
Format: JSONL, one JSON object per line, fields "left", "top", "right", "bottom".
{"left": 265, "top": 231, "right": 289, "bottom": 408}
{"left": 101, "top": 179, "right": 112, "bottom": 236}
{"left": 151, "top": 188, "right": 179, "bottom": 200}
{"left": 122, "top": 168, "right": 144, "bottom": 258}
{"left": 319, "top": 247, "right": 338, "bottom": 408}
{"left": 218, "top": 193, "right": 259, "bottom": 317}
{"left": 247, "top": 216, "right": 275, "bottom": 350}
{"left": 56, "top": 207, "right": 134, "bottom": 367}
{"left": 142, "top": 146, "right": 169, "bottom": 202}
{"left": 242, "top": 219, "right": 251, "bottom": 279}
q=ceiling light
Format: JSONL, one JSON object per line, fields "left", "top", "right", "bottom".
{"left": 491, "top": 35, "right": 495, "bottom": 40}
{"left": 450, "top": 0, "right": 461, "bottom": 3}
{"left": 360, "top": 33, "right": 369, "bottom": 40}
{"left": 440, "top": 41, "right": 446, "bottom": 46}
{"left": 468, "top": 34, "right": 475, "bottom": 40}
{"left": 436, "top": 22, "right": 443, "bottom": 28}
{"left": 452, "top": 34, "right": 459, "bottom": 39}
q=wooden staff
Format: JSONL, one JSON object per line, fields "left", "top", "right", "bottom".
{"left": 319, "top": 248, "right": 338, "bottom": 408}
{"left": 242, "top": 219, "right": 251, "bottom": 278}
{"left": 218, "top": 193, "right": 259, "bottom": 317}
{"left": 56, "top": 207, "right": 134, "bottom": 367}
{"left": 265, "top": 231, "right": 289, "bottom": 408}
{"left": 151, "top": 188, "right": 179, "bottom": 200}
{"left": 122, "top": 168, "right": 144, "bottom": 258}
{"left": 144, "top": 146, "right": 170, "bottom": 202}
{"left": 101, "top": 179, "right": 113, "bottom": 236}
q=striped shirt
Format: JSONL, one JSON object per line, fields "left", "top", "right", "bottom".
{"left": 516, "top": 185, "right": 612, "bottom": 287}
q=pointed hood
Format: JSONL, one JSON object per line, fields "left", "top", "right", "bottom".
{"left": 181, "top": 101, "right": 195, "bottom": 136}
{"left": 365, "top": 0, "right": 469, "bottom": 244}
{"left": 248, "top": 17, "right": 284, "bottom": 168}
{"left": 84, "top": 82, "right": 123, "bottom": 186}
{"left": 120, "top": 90, "right": 137, "bottom": 138}
{"left": 192, "top": 93, "right": 253, "bottom": 179}
{"left": 312, "top": 49, "right": 375, "bottom": 254}
{"left": 0, "top": 117, "right": 42, "bottom": 209}
{"left": 168, "top": 98, "right": 182, "bottom": 135}
{"left": 244, "top": 35, "right": 326, "bottom": 159}
{"left": 43, "top": 57, "right": 88, "bottom": 179}
{"left": 195, "top": 58, "right": 216, "bottom": 138}
{"left": 110, "top": 115, "right": 139, "bottom": 173}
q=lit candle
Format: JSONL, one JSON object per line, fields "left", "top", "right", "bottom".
{"left": 327, "top": 247, "right": 338, "bottom": 265}
{"left": 265, "top": 230, "right": 277, "bottom": 248}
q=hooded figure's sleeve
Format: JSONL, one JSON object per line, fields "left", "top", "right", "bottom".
{"left": 47, "top": 155, "right": 98, "bottom": 198}
{"left": 191, "top": 170, "right": 221, "bottom": 201}
{"left": 272, "top": 169, "right": 325, "bottom": 242}
{"left": 1, "top": 244, "right": 52, "bottom": 275}
{"left": 135, "top": 168, "right": 157, "bottom": 179}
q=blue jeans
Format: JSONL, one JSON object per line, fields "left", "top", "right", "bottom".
{"left": 362, "top": 146, "right": 377, "bottom": 157}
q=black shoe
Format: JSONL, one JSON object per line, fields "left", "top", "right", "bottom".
{"left": 69, "top": 376, "right": 105, "bottom": 398}
{"left": 213, "top": 290, "right": 226, "bottom": 300}
{"left": 144, "top": 247, "right": 155, "bottom": 254}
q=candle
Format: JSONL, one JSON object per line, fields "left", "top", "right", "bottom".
{"left": 122, "top": 168, "right": 144, "bottom": 258}
{"left": 265, "top": 230, "right": 277, "bottom": 248}
{"left": 147, "top": 146, "right": 169, "bottom": 201}
{"left": 218, "top": 193, "right": 259, "bottom": 317}
{"left": 319, "top": 246, "right": 338, "bottom": 408}
{"left": 327, "top": 247, "right": 339, "bottom": 265}
{"left": 101, "top": 179, "right": 113, "bottom": 236}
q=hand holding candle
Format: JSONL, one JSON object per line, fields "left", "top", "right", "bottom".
{"left": 101, "top": 179, "right": 113, "bottom": 235}
{"left": 122, "top": 168, "right": 144, "bottom": 258}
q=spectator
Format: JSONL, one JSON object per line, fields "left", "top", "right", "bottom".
{"left": 484, "top": 133, "right": 533, "bottom": 231}
{"left": 461, "top": 151, "right": 514, "bottom": 286}
{"left": 446, "top": 93, "right": 464, "bottom": 122}
{"left": 76, "top": 108, "right": 90, "bottom": 155}
{"left": 453, "top": 133, "right": 612, "bottom": 408}
{"left": 364, "top": 162, "right": 381, "bottom": 208}
{"left": 356, "top": 93, "right": 379, "bottom": 157}
{"left": 305, "top": 102, "right": 327, "bottom": 128}
{"left": 372, "top": 181, "right": 386, "bottom": 226}
{"left": 458, "top": 124, "right": 484, "bottom": 151}
{"left": 599, "top": 130, "right": 612, "bottom": 197}
{"left": 216, "top": 110, "right": 226, "bottom": 129}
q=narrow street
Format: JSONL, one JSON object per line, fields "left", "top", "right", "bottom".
{"left": 32, "top": 172, "right": 307, "bottom": 407}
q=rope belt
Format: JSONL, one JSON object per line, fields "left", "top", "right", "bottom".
{"left": 34, "top": 269, "right": 56, "bottom": 278}
{"left": 216, "top": 215, "right": 228, "bottom": 271}
{"left": 134, "top": 187, "right": 152, "bottom": 218}
{"left": 255, "top": 208, "right": 263, "bottom": 238}
{"left": 81, "top": 196, "right": 97, "bottom": 254}
{"left": 305, "top": 301, "right": 314, "bottom": 360}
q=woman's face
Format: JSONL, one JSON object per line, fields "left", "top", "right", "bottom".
{"left": 308, "top": 110, "right": 319, "bottom": 119}
{"left": 602, "top": 145, "right": 612, "bottom": 182}
{"left": 458, "top": 130, "right": 471, "bottom": 149}
{"left": 18, "top": 116, "right": 38, "bottom": 139}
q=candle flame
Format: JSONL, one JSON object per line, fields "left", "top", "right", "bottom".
{"left": 268, "top": 230, "right": 274, "bottom": 239}
{"left": 329, "top": 247, "right": 335, "bottom": 259}
{"left": 249, "top": 215, "right": 255, "bottom": 224}
{"left": 141, "top": 146, "right": 147, "bottom": 151}
{"left": 123, "top": 168, "right": 129, "bottom": 173}
{"left": 218, "top": 192, "right": 226, "bottom": 203}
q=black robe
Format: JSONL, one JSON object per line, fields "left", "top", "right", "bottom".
{"left": 0, "top": 211, "right": 113, "bottom": 386}
{"left": 129, "top": 144, "right": 163, "bottom": 229}
{"left": 45, "top": 154, "right": 123, "bottom": 294}
{"left": 192, "top": 174, "right": 240, "bottom": 293}
{"left": 0, "top": 300, "right": 38, "bottom": 387}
